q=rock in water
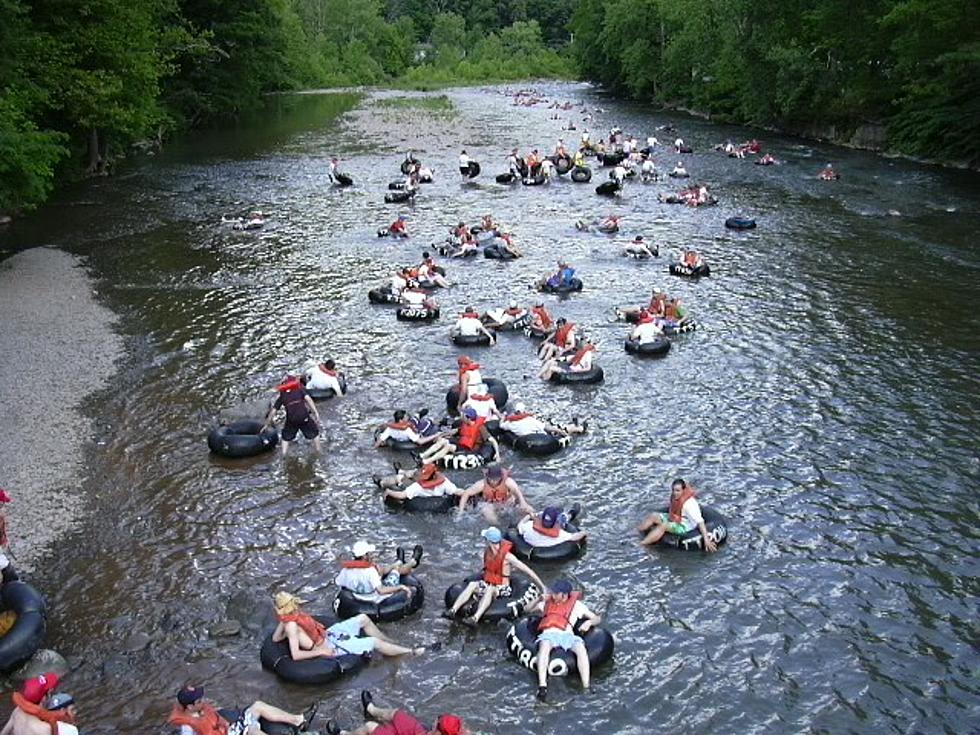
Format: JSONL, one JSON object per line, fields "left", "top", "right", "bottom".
{"left": 209, "top": 620, "right": 242, "bottom": 637}
{"left": 11, "top": 649, "right": 69, "bottom": 682}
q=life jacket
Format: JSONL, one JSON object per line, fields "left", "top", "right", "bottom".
{"left": 532, "top": 307, "right": 553, "bottom": 329}
{"left": 404, "top": 267, "right": 420, "bottom": 278}
{"left": 457, "top": 417, "right": 485, "bottom": 451}
{"left": 277, "top": 612, "right": 326, "bottom": 646}
{"left": 482, "top": 477, "right": 510, "bottom": 503}
{"left": 459, "top": 362, "right": 481, "bottom": 378}
{"left": 683, "top": 252, "right": 699, "bottom": 267}
{"left": 664, "top": 302, "right": 679, "bottom": 320}
{"left": 505, "top": 412, "right": 533, "bottom": 422}
{"left": 637, "top": 310, "right": 655, "bottom": 324}
{"left": 532, "top": 518, "right": 562, "bottom": 538}
{"left": 386, "top": 420, "right": 412, "bottom": 430}
{"left": 277, "top": 378, "right": 302, "bottom": 393}
{"left": 554, "top": 322, "right": 575, "bottom": 347}
{"left": 460, "top": 311, "right": 480, "bottom": 319}
{"left": 538, "top": 592, "right": 582, "bottom": 632}
{"left": 668, "top": 486, "right": 697, "bottom": 524}
{"left": 318, "top": 364, "right": 337, "bottom": 376}
{"left": 12, "top": 694, "right": 77, "bottom": 735}
{"left": 482, "top": 540, "right": 513, "bottom": 585}
{"left": 418, "top": 472, "right": 446, "bottom": 490}
{"left": 341, "top": 559, "right": 375, "bottom": 570}
{"left": 571, "top": 344, "right": 595, "bottom": 366}
{"left": 390, "top": 220, "right": 406, "bottom": 233}
{"left": 168, "top": 704, "right": 228, "bottom": 735}
{"left": 650, "top": 295, "right": 667, "bottom": 314}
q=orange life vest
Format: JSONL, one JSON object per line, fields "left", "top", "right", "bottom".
{"left": 386, "top": 420, "right": 412, "bottom": 430}
{"left": 418, "top": 472, "right": 446, "bottom": 490}
{"left": 532, "top": 518, "right": 562, "bottom": 538}
{"left": 532, "top": 307, "right": 553, "bottom": 329}
{"left": 318, "top": 364, "right": 337, "bottom": 376}
{"left": 11, "top": 693, "right": 76, "bottom": 735}
{"left": 460, "top": 311, "right": 480, "bottom": 319}
{"left": 341, "top": 559, "right": 375, "bottom": 569}
{"left": 554, "top": 322, "right": 575, "bottom": 347}
{"left": 482, "top": 477, "right": 510, "bottom": 503}
{"left": 277, "top": 378, "right": 302, "bottom": 392}
{"left": 650, "top": 294, "right": 667, "bottom": 314}
{"left": 668, "top": 486, "right": 697, "bottom": 523}
{"left": 664, "top": 302, "right": 679, "bottom": 320}
{"left": 683, "top": 252, "right": 698, "bottom": 267}
{"left": 504, "top": 412, "right": 533, "bottom": 422}
{"left": 277, "top": 612, "right": 326, "bottom": 646}
{"left": 538, "top": 592, "right": 582, "bottom": 632}
{"left": 457, "top": 417, "right": 485, "bottom": 451}
{"left": 571, "top": 344, "right": 595, "bottom": 366}
{"left": 168, "top": 703, "right": 228, "bottom": 735}
{"left": 483, "top": 540, "right": 513, "bottom": 585}
{"left": 459, "top": 362, "right": 481, "bottom": 378}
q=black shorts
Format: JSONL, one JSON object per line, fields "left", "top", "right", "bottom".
{"left": 282, "top": 417, "right": 319, "bottom": 441}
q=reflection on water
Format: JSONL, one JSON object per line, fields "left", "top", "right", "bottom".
{"left": 2, "top": 86, "right": 979, "bottom": 735}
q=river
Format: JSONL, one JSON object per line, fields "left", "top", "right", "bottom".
{"left": 0, "top": 82, "right": 978, "bottom": 735}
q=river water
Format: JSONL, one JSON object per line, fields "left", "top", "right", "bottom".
{"left": 1, "top": 83, "right": 978, "bottom": 734}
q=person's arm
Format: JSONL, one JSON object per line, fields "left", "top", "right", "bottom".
{"left": 698, "top": 519, "right": 718, "bottom": 552}
{"left": 456, "top": 481, "right": 483, "bottom": 514}
{"left": 482, "top": 428, "right": 500, "bottom": 458}
{"left": 262, "top": 399, "right": 279, "bottom": 430}
{"left": 374, "top": 427, "right": 392, "bottom": 447}
{"left": 286, "top": 627, "right": 332, "bottom": 660}
{"left": 478, "top": 322, "right": 496, "bottom": 342}
{"left": 508, "top": 554, "right": 545, "bottom": 591}
{"left": 577, "top": 603, "right": 601, "bottom": 632}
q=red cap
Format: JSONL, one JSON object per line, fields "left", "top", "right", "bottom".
{"left": 0, "top": 489, "right": 11, "bottom": 503}
{"left": 436, "top": 714, "right": 462, "bottom": 735}
{"left": 22, "top": 673, "right": 59, "bottom": 704}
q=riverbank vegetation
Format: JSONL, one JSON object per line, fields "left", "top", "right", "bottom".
{"left": 0, "top": 0, "right": 574, "bottom": 216}
{"left": 570, "top": 0, "right": 979, "bottom": 166}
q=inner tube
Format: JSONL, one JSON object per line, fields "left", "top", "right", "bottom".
{"left": 207, "top": 420, "right": 279, "bottom": 458}
{"left": 334, "top": 173, "right": 353, "bottom": 187}
{"left": 506, "top": 616, "right": 614, "bottom": 677}
{"left": 445, "top": 378, "right": 509, "bottom": 415}
{"left": 496, "top": 173, "right": 517, "bottom": 184}
{"left": 539, "top": 278, "right": 583, "bottom": 294}
{"left": 661, "top": 195, "right": 684, "bottom": 204}
{"left": 522, "top": 174, "right": 547, "bottom": 186}
{"left": 725, "top": 216, "right": 756, "bottom": 230}
{"left": 598, "top": 151, "right": 626, "bottom": 167}
{"left": 597, "top": 223, "right": 618, "bottom": 234}
{"left": 595, "top": 180, "right": 620, "bottom": 197}
{"left": 384, "top": 191, "right": 415, "bottom": 204}
{"left": 333, "top": 575, "right": 424, "bottom": 622}
{"left": 388, "top": 180, "right": 408, "bottom": 191}
{"left": 488, "top": 313, "right": 532, "bottom": 332}
{"left": 661, "top": 319, "right": 697, "bottom": 335}
{"left": 624, "top": 336, "right": 672, "bottom": 357}
{"left": 0, "top": 581, "right": 46, "bottom": 672}
{"left": 678, "top": 146, "right": 694, "bottom": 154}
{"left": 651, "top": 505, "right": 729, "bottom": 551}
{"left": 523, "top": 325, "right": 553, "bottom": 341}
{"left": 461, "top": 161, "right": 481, "bottom": 179}
{"left": 498, "top": 429, "right": 568, "bottom": 457}
{"left": 669, "top": 262, "right": 711, "bottom": 278}
{"left": 667, "top": 171, "right": 690, "bottom": 179}
{"left": 368, "top": 288, "right": 401, "bottom": 305}
{"left": 217, "top": 711, "right": 296, "bottom": 735}
{"left": 444, "top": 574, "right": 540, "bottom": 623}
{"left": 307, "top": 374, "right": 348, "bottom": 401}
{"left": 259, "top": 615, "right": 368, "bottom": 685}
{"left": 549, "top": 366, "right": 604, "bottom": 385}
{"left": 505, "top": 522, "right": 585, "bottom": 562}
{"left": 483, "top": 243, "right": 518, "bottom": 260}
{"left": 451, "top": 332, "right": 492, "bottom": 347}
{"left": 438, "top": 442, "right": 496, "bottom": 470}
{"left": 570, "top": 166, "right": 592, "bottom": 183}
{"left": 396, "top": 306, "right": 440, "bottom": 321}
{"left": 384, "top": 492, "right": 456, "bottom": 513}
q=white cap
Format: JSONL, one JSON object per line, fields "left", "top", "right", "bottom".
{"left": 351, "top": 541, "right": 376, "bottom": 558}
{"left": 509, "top": 300, "right": 518, "bottom": 308}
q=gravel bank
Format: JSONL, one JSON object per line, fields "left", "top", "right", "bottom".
{"left": 0, "top": 248, "right": 123, "bottom": 571}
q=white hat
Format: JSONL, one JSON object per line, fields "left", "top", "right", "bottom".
{"left": 509, "top": 300, "right": 518, "bottom": 308}
{"left": 351, "top": 541, "right": 376, "bottom": 558}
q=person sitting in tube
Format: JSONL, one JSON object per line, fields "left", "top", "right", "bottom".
{"left": 455, "top": 464, "right": 535, "bottom": 524}
{"left": 818, "top": 163, "right": 839, "bottom": 180}
{"left": 623, "top": 235, "right": 656, "bottom": 258}
{"left": 451, "top": 306, "right": 496, "bottom": 344}
{"left": 304, "top": 359, "right": 346, "bottom": 397}
{"left": 499, "top": 402, "right": 587, "bottom": 441}
{"left": 480, "top": 213, "right": 498, "bottom": 233}
{"left": 516, "top": 505, "right": 586, "bottom": 548}
{"left": 637, "top": 478, "right": 718, "bottom": 552}
{"left": 537, "top": 317, "right": 578, "bottom": 361}
{"left": 415, "top": 408, "right": 500, "bottom": 465}
{"left": 539, "top": 339, "right": 597, "bottom": 382}
{"left": 630, "top": 309, "right": 665, "bottom": 344}
{"left": 455, "top": 356, "right": 487, "bottom": 408}
{"left": 388, "top": 215, "right": 409, "bottom": 238}
{"left": 460, "top": 390, "right": 501, "bottom": 423}
{"left": 382, "top": 463, "right": 462, "bottom": 504}
{"left": 400, "top": 285, "right": 438, "bottom": 311}
{"left": 271, "top": 592, "right": 436, "bottom": 660}
{"left": 374, "top": 410, "right": 449, "bottom": 449}
{"left": 442, "top": 527, "right": 546, "bottom": 627}
{"left": 529, "top": 301, "right": 555, "bottom": 335}
{"left": 417, "top": 251, "right": 450, "bottom": 288}
{"left": 681, "top": 249, "right": 705, "bottom": 269}
{"left": 527, "top": 580, "right": 602, "bottom": 701}
{"left": 670, "top": 161, "right": 688, "bottom": 177}
{"left": 483, "top": 300, "right": 528, "bottom": 329}
{"left": 326, "top": 691, "right": 470, "bottom": 735}
{"left": 168, "top": 684, "right": 317, "bottom": 735}
{"left": 335, "top": 540, "right": 424, "bottom": 603}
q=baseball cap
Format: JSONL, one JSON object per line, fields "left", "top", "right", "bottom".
{"left": 22, "top": 673, "right": 60, "bottom": 704}
{"left": 46, "top": 693, "right": 74, "bottom": 711}
{"left": 437, "top": 714, "right": 462, "bottom": 735}
{"left": 485, "top": 465, "right": 503, "bottom": 479}
{"left": 552, "top": 579, "right": 573, "bottom": 595}
{"left": 509, "top": 300, "right": 518, "bottom": 308}
{"left": 273, "top": 591, "right": 306, "bottom": 614}
{"left": 462, "top": 407, "right": 477, "bottom": 419}
{"left": 541, "top": 506, "right": 561, "bottom": 529}
{"left": 176, "top": 685, "right": 204, "bottom": 706}
{"left": 481, "top": 527, "right": 502, "bottom": 543}
{"left": 351, "top": 541, "right": 376, "bottom": 558}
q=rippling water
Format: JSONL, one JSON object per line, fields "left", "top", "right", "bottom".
{"left": 2, "top": 84, "right": 978, "bottom": 735}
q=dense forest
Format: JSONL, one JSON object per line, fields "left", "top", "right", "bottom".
{"left": 571, "top": 0, "right": 979, "bottom": 167}
{"left": 1, "top": 0, "right": 976, "bottom": 217}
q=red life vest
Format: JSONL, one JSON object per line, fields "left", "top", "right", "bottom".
{"left": 668, "top": 486, "right": 697, "bottom": 523}
{"left": 459, "top": 362, "right": 481, "bottom": 378}
{"left": 637, "top": 310, "right": 655, "bottom": 324}
{"left": 277, "top": 378, "right": 302, "bottom": 392}
{"left": 277, "top": 612, "right": 326, "bottom": 646}
{"left": 168, "top": 704, "right": 228, "bottom": 735}
{"left": 418, "top": 472, "right": 446, "bottom": 490}
{"left": 505, "top": 412, "right": 533, "bottom": 422}
{"left": 532, "top": 518, "right": 562, "bottom": 538}
{"left": 11, "top": 693, "right": 76, "bottom": 735}
{"left": 318, "top": 364, "right": 337, "bottom": 376}
{"left": 683, "top": 253, "right": 699, "bottom": 267}
{"left": 650, "top": 294, "right": 667, "bottom": 314}
{"left": 571, "top": 344, "right": 595, "bottom": 366}
{"left": 341, "top": 559, "right": 375, "bottom": 570}
{"left": 532, "top": 307, "right": 553, "bottom": 329}
{"left": 538, "top": 592, "right": 582, "bottom": 632}
{"left": 483, "top": 540, "right": 513, "bottom": 584}
{"left": 386, "top": 420, "right": 412, "bottom": 430}
{"left": 390, "top": 220, "right": 406, "bottom": 233}
{"left": 554, "top": 322, "right": 575, "bottom": 347}
{"left": 461, "top": 311, "right": 480, "bottom": 319}
{"left": 457, "top": 417, "right": 485, "bottom": 451}
{"left": 482, "top": 477, "right": 510, "bottom": 503}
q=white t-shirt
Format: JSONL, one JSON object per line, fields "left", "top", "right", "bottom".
{"left": 379, "top": 425, "right": 420, "bottom": 444}
{"left": 402, "top": 290, "right": 427, "bottom": 306}
{"left": 518, "top": 517, "right": 577, "bottom": 547}
{"left": 56, "top": 725, "right": 79, "bottom": 735}
{"left": 463, "top": 395, "right": 496, "bottom": 419}
{"left": 305, "top": 366, "right": 342, "bottom": 393}
{"left": 459, "top": 154, "right": 471, "bottom": 167}
{"left": 633, "top": 321, "right": 663, "bottom": 344}
{"left": 404, "top": 477, "right": 459, "bottom": 499}
{"left": 612, "top": 166, "right": 626, "bottom": 182}
{"left": 674, "top": 497, "right": 705, "bottom": 531}
{"left": 672, "top": 166, "right": 687, "bottom": 175}
{"left": 456, "top": 316, "right": 483, "bottom": 336}
{"left": 642, "top": 160, "right": 656, "bottom": 173}
{"left": 675, "top": 138, "right": 684, "bottom": 148}
{"left": 501, "top": 415, "right": 547, "bottom": 436}
{"left": 335, "top": 565, "right": 384, "bottom": 598}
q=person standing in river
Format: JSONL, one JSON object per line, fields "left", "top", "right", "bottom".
{"left": 263, "top": 375, "right": 321, "bottom": 457}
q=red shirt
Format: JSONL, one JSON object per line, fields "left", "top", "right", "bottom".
{"left": 375, "top": 710, "right": 427, "bottom": 735}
